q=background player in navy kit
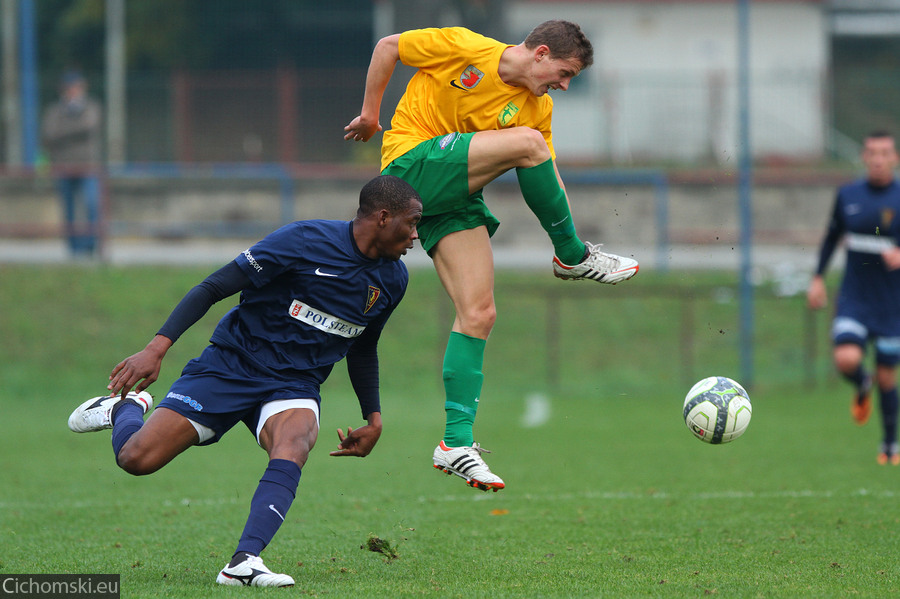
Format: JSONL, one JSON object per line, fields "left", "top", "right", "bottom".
{"left": 67, "top": 175, "right": 422, "bottom": 586}
{"left": 807, "top": 130, "right": 900, "bottom": 465}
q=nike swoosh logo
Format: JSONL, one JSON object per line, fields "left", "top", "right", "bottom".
{"left": 450, "top": 80, "right": 467, "bottom": 91}
{"left": 314, "top": 268, "right": 339, "bottom": 277}
{"left": 269, "top": 504, "right": 285, "bottom": 521}
{"left": 551, "top": 216, "right": 570, "bottom": 227}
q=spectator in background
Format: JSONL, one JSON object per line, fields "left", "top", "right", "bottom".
{"left": 41, "top": 70, "right": 103, "bottom": 258}
{"left": 807, "top": 130, "right": 900, "bottom": 465}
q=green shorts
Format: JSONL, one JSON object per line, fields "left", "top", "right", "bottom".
{"left": 382, "top": 132, "right": 500, "bottom": 254}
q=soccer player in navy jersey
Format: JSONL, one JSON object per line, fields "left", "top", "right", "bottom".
{"left": 807, "top": 130, "right": 900, "bottom": 465}
{"left": 67, "top": 175, "right": 422, "bottom": 586}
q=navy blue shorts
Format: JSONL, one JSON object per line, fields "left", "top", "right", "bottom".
{"left": 157, "top": 344, "right": 321, "bottom": 445}
{"left": 832, "top": 315, "right": 900, "bottom": 367}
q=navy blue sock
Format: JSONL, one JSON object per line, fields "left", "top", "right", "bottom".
{"left": 235, "top": 459, "right": 302, "bottom": 558}
{"left": 880, "top": 386, "right": 898, "bottom": 445}
{"left": 843, "top": 364, "right": 868, "bottom": 389}
{"left": 111, "top": 400, "right": 145, "bottom": 463}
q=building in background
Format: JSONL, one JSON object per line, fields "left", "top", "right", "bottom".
{"left": 6, "top": 1, "right": 900, "bottom": 167}
{"left": 504, "top": 1, "right": 828, "bottom": 165}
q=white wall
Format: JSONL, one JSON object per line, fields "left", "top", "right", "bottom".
{"left": 508, "top": 1, "right": 828, "bottom": 163}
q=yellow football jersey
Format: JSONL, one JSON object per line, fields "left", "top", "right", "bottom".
{"left": 381, "top": 27, "right": 556, "bottom": 171}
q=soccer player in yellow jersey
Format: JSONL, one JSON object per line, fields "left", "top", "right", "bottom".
{"left": 345, "top": 20, "right": 639, "bottom": 491}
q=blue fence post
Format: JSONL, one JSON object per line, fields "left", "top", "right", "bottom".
{"left": 19, "top": 0, "right": 38, "bottom": 167}
{"left": 737, "top": 0, "right": 755, "bottom": 387}
{"left": 653, "top": 172, "right": 670, "bottom": 273}
{"left": 278, "top": 164, "right": 294, "bottom": 225}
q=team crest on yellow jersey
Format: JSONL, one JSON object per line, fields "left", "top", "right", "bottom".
{"left": 458, "top": 65, "right": 484, "bottom": 89}
{"left": 498, "top": 102, "right": 519, "bottom": 127}
{"left": 365, "top": 286, "right": 381, "bottom": 314}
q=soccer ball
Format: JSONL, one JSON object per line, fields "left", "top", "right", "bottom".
{"left": 683, "top": 376, "right": 752, "bottom": 444}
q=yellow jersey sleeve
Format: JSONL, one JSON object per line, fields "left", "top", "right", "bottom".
{"left": 381, "top": 27, "right": 555, "bottom": 171}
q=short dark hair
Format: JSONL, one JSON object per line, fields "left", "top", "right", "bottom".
{"left": 60, "top": 70, "right": 85, "bottom": 87}
{"left": 866, "top": 129, "right": 894, "bottom": 141}
{"left": 523, "top": 20, "right": 593, "bottom": 69}
{"left": 357, "top": 175, "right": 421, "bottom": 217}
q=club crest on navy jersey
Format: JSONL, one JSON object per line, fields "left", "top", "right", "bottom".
{"left": 365, "top": 286, "right": 381, "bottom": 314}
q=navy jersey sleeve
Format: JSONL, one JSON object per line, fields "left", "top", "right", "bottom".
{"left": 234, "top": 223, "right": 306, "bottom": 288}
{"left": 345, "top": 285, "right": 407, "bottom": 418}
{"left": 815, "top": 192, "right": 845, "bottom": 276}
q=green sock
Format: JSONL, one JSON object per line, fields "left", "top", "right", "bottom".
{"left": 442, "top": 332, "right": 486, "bottom": 447}
{"left": 516, "top": 158, "right": 586, "bottom": 265}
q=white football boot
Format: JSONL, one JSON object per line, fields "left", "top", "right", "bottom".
{"left": 553, "top": 241, "right": 639, "bottom": 284}
{"left": 216, "top": 554, "right": 295, "bottom": 587}
{"left": 67, "top": 391, "right": 153, "bottom": 433}
{"left": 433, "top": 441, "right": 505, "bottom": 492}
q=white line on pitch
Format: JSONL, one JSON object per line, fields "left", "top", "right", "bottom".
{"left": 2, "top": 487, "right": 896, "bottom": 511}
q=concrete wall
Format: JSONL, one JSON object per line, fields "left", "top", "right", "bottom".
{"left": 0, "top": 172, "right": 842, "bottom": 251}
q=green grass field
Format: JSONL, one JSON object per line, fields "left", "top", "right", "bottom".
{"left": 1, "top": 264, "right": 898, "bottom": 598}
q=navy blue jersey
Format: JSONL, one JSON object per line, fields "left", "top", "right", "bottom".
{"left": 816, "top": 178, "right": 900, "bottom": 330}
{"left": 210, "top": 220, "right": 408, "bottom": 388}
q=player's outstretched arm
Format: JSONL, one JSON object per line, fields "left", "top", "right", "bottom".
{"left": 108, "top": 334, "right": 173, "bottom": 398}
{"left": 109, "top": 261, "right": 250, "bottom": 398}
{"left": 344, "top": 34, "right": 401, "bottom": 142}
{"left": 329, "top": 412, "right": 383, "bottom": 457}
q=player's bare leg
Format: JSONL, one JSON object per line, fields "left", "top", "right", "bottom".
{"left": 259, "top": 408, "right": 319, "bottom": 466}
{"left": 467, "top": 128, "right": 551, "bottom": 191}
{"left": 114, "top": 407, "right": 200, "bottom": 475}
{"left": 432, "top": 226, "right": 496, "bottom": 340}
{"left": 430, "top": 228, "right": 504, "bottom": 491}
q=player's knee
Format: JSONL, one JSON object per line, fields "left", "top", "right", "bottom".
{"left": 261, "top": 411, "right": 317, "bottom": 465}
{"left": 515, "top": 127, "right": 551, "bottom": 167}
{"left": 493, "top": 127, "right": 549, "bottom": 166}
{"left": 459, "top": 302, "right": 496, "bottom": 337}
{"left": 833, "top": 353, "right": 860, "bottom": 374}
{"left": 267, "top": 438, "right": 312, "bottom": 467}
{"left": 833, "top": 344, "right": 862, "bottom": 371}
{"left": 481, "top": 304, "right": 498, "bottom": 331}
